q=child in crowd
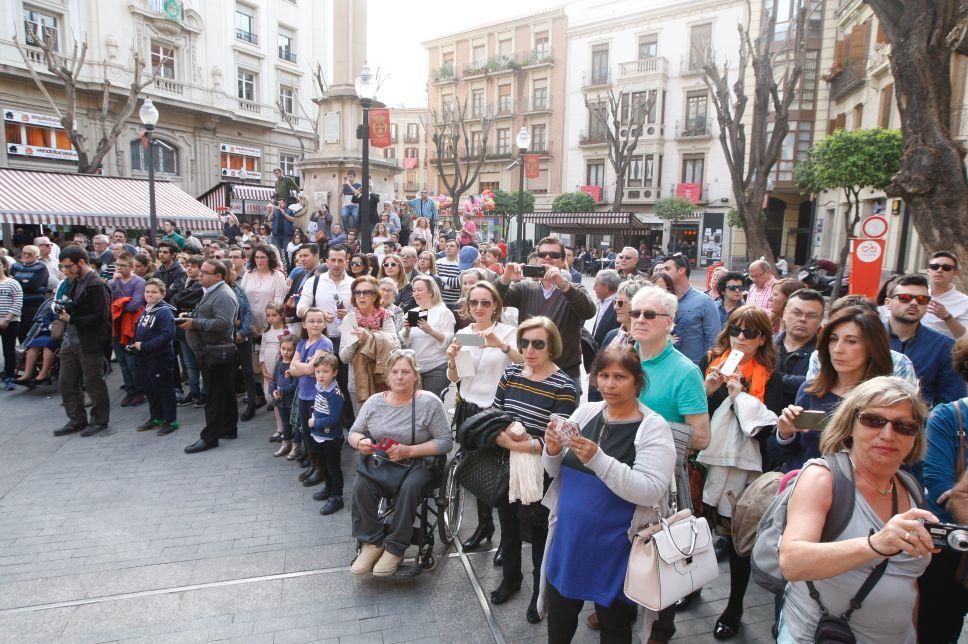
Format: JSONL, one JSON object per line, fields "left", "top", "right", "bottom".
{"left": 271, "top": 336, "right": 298, "bottom": 456}
{"left": 131, "top": 279, "right": 178, "bottom": 436}
{"left": 286, "top": 308, "right": 333, "bottom": 464}
{"left": 307, "top": 352, "right": 345, "bottom": 515}
{"left": 260, "top": 301, "right": 290, "bottom": 416}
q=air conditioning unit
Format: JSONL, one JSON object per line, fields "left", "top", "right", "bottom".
{"left": 221, "top": 168, "right": 229, "bottom": 176}
{"left": 627, "top": 189, "right": 641, "bottom": 199}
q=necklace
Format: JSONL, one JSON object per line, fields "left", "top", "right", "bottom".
{"left": 849, "top": 456, "right": 894, "bottom": 495}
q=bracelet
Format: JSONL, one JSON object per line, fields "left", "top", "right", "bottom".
{"left": 943, "top": 314, "right": 953, "bottom": 321}
{"left": 867, "top": 529, "right": 901, "bottom": 557}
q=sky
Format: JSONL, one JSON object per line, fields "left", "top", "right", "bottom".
{"left": 367, "top": 0, "right": 565, "bottom": 107}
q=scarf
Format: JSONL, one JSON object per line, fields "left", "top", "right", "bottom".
{"left": 508, "top": 422, "right": 544, "bottom": 504}
{"left": 707, "top": 349, "right": 771, "bottom": 403}
{"left": 356, "top": 307, "right": 387, "bottom": 331}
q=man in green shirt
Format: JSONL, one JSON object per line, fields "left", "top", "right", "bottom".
{"left": 272, "top": 168, "right": 299, "bottom": 205}
{"left": 161, "top": 220, "right": 185, "bottom": 249}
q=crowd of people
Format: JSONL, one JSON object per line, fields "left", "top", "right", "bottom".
{"left": 1, "top": 178, "right": 967, "bottom": 643}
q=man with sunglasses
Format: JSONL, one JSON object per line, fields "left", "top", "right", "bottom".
{"left": 659, "top": 253, "right": 720, "bottom": 365}
{"left": 716, "top": 271, "right": 747, "bottom": 326}
{"left": 614, "top": 246, "right": 644, "bottom": 280}
{"left": 922, "top": 251, "right": 967, "bottom": 339}
{"left": 885, "top": 274, "right": 965, "bottom": 405}
{"left": 495, "top": 237, "right": 595, "bottom": 394}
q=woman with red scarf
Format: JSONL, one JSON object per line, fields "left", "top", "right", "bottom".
{"left": 697, "top": 304, "right": 784, "bottom": 640}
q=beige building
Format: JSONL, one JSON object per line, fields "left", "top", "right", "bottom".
{"left": 422, "top": 8, "right": 568, "bottom": 208}
{"left": 380, "top": 107, "right": 431, "bottom": 200}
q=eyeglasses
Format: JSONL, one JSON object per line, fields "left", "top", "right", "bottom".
{"left": 468, "top": 299, "right": 493, "bottom": 308}
{"left": 199, "top": 269, "right": 218, "bottom": 276}
{"left": 383, "top": 262, "right": 398, "bottom": 268}
{"left": 928, "top": 263, "right": 955, "bottom": 272}
{"left": 353, "top": 289, "right": 377, "bottom": 296}
{"left": 536, "top": 251, "right": 563, "bottom": 260}
{"left": 786, "top": 308, "right": 822, "bottom": 321}
{"left": 617, "top": 255, "right": 633, "bottom": 261}
{"left": 724, "top": 285, "right": 744, "bottom": 292}
{"left": 893, "top": 293, "right": 931, "bottom": 305}
{"left": 728, "top": 325, "right": 764, "bottom": 339}
{"left": 350, "top": 261, "right": 364, "bottom": 267}
{"left": 613, "top": 300, "right": 627, "bottom": 308}
{"left": 856, "top": 411, "right": 920, "bottom": 437}
{"left": 518, "top": 338, "right": 547, "bottom": 350}
{"left": 629, "top": 309, "right": 671, "bottom": 320}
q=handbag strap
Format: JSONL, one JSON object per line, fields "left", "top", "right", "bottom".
{"left": 806, "top": 483, "right": 897, "bottom": 620}
{"left": 955, "top": 399, "right": 966, "bottom": 480}
{"left": 411, "top": 394, "right": 417, "bottom": 445}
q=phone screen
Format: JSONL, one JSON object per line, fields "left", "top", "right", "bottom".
{"left": 523, "top": 265, "right": 545, "bottom": 278}
{"left": 793, "top": 410, "right": 827, "bottom": 430}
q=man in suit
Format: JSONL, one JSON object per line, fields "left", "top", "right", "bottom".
{"left": 591, "top": 269, "right": 621, "bottom": 348}
{"left": 179, "top": 259, "right": 239, "bottom": 454}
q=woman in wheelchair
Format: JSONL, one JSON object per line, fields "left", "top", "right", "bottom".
{"left": 348, "top": 349, "right": 453, "bottom": 577}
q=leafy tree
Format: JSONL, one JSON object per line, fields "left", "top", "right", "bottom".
{"left": 654, "top": 197, "right": 697, "bottom": 226}
{"left": 726, "top": 207, "right": 766, "bottom": 230}
{"left": 795, "top": 128, "right": 903, "bottom": 298}
{"left": 492, "top": 189, "right": 535, "bottom": 216}
{"left": 552, "top": 191, "right": 597, "bottom": 212}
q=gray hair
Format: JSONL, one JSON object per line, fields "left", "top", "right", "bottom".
{"left": 378, "top": 277, "right": 399, "bottom": 296}
{"left": 595, "top": 269, "right": 622, "bottom": 293}
{"left": 617, "top": 277, "right": 648, "bottom": 300}
{"left": 93, "top": 234, "right": 110, "bottom": 244}
{"left": 631, "top": 284, "right": 679, "bottom": 318}
{"left": 749, "top": 259, "right": 772, "bottom": 274}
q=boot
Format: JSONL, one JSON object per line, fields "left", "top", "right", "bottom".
{"left": 240, "top": 404, "right": 256, "bottom": 422}
{"left": 461, "top": 501, "right": 495, "bottom": 551}
{"left": 302, "top": 442, "right": 327, "bottom": 487}
{"left": 298, "top": 446, "right": 317, "bottom": 481}
{"left": 286, "top": 442, "right": 304, "bottom": 461}
{"left": 274, "top": 440, "right": 292, "bottom": 457}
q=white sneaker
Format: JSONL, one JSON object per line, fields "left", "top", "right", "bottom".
{"left": 351, "top": 544, "right": 385, "bottom": 576}
{"left": 372, "top": 550, "right": 404, "bottom": 577}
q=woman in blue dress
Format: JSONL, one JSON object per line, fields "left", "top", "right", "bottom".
{"left": 14, "top": 298, "right": 60, "bottom": 386}
{"left": 539, "top": 346, "right": 676, "bottom": 643}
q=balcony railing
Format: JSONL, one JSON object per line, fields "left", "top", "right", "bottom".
{"left": 675, "top": 118, "right": 712, "bottom": 139}
{"left": 238, "top": 99, "right": 261, "bottom": 115}
{"left": 829, "top": 59, "right": 867, "bottom": 100}
{"left": 278, "top": 47, "right": 296, "bottom": 63}
{"left": 578, "top": 130, "right": 608, "bottom": 146}
{"left": 530, "top": 140, "right": 551, "bottom": 155}
{"left": 581, "top": 70, "right": 611, "bottom": 89}
{"left": 521, "top": 47, "right": 553, "bottom": 66}
{"left": 618, "top": 57, "right": 669, "bottom": 80}
{"left": 236, "top": 29, "right": 258, "bottom": 45}
{"left": 432, "top": 65, "right": 456, "bottom": 83}
{"left": 154, "top": 77, "right": 185, "bottom": 96}
{"left": 495, "top": 98, "right": 515, "bottom": 115}
{"left": 527, "top": 97, "right": 550, "bottom": 112}
{"left": 404, "top": 134, "right": 420, "bottom": 143}
{"left": 463, "top": 55, "right": 518, "bottom": 77}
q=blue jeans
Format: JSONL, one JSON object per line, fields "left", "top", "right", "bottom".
{"left": 179, "top": 338, "right": 203, "bottom": 397}
{"left": 114, "top": 340, "right": 141, "bottom": 394}
{"left": 341, "top": 204, "right": 359, "bottom": 234}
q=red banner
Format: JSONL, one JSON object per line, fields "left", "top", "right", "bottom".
{"left": 580, "top": 185, "right": 602, "bottom": 203}
{"left": 369, "top": 109, "right": 391, "bottom": 148}
{"left": 676, "top": 182, "right": 702, "bottom": 204}
{"left": 849, "top": 238, "right": 886, "bottom": 299}
{"left": 524, "top": 154, "right": 540, "bottom": 179}
{"left": 402, "top": 156, "right": 418, "bottom": 169}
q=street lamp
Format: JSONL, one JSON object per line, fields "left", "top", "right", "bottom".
{"left": 514, "top": 126, "right": 531, "bottom": 262}
{"left": 139, "top": 98, "right": 160, "bottom": 246}
{"left": 355, "top": 63, "right": 377, "bottom": 252}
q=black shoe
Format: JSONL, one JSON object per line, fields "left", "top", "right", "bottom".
{"left": 156, "top": 422, "right": 178, "bottom": 436}
{"left": 312, "top": 484, "right": 333, "bottom": 501}
{"left": 320, "top": 496, "right": 344, "bottom": 515}
{"left": 298, "top": 466, "right": 316, "bottom": 482}
{"left": 298, "top": 455, "right": 310, "bottom": 468}
{"left": 136, "top": 419, "right": 159, "bottom": 432}
{"left": 269, "top": 431, "right": 282, "bottom": 443}
{"left": 184, "top": 439, "right": 218, "bottom": 454}
{"left": 713, "top": 612, "right": 742, "bottom": 640}
{"left": 302, "top": 469, "right": 326, "bottom": 487}
{"left": 54, "top": 423, "right": 86, "bottom": 437}
{"left": 526, "top": 597, "right": 541, "bottom": 624}
{"left": 177, "top": 394, "right": 197, "bottom": 407}
{"left": 240, "top": 407, "right": 256, "bottom": 422}
{"left": 461, "top": 523, "right": 495, "bottom": 551}
{"left": 80, "top": 424, "right": 108, "bottom": 437}
{"left": 493, "top": 544, "right": 505, "bottom": 567}
{"left": 714, "top": 536, "right": 729, "bottom": 562}
{"left": 675, "top": 589, "right": 701, "bottom": 610}
{"left": 490, "top": 578, "right": 522, "bottom": 605}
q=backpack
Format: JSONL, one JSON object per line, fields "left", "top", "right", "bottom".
{"left": 728, "top": 471, "right": 785, "bottom": 557}
{"left": 750, "top": 451, "right": 924, "bottom": 596}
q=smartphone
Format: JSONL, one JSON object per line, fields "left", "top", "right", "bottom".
{"left": 336, "top": 299, "right": 345, "bottom": 310}
{"left": 719, "top": 349, "right": 745, "bottom": 376}
{"left": 793, "top": 410, "right": 828, "bottom": 431}
{"left": 455, "top": 332, "right": 485, "bottom": 347}
{"left": 523, "top": 265, "right": 545, "bottom": 279}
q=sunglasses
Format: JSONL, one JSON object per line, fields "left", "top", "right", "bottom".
{"left": 724, "top": 285, "right": 744, "bottom": 292}
{"left": 536, "top": 251, "right": 563, "bottom": 259}
{"left": 928, "top": 263, "right": 955, "bottom": 272}
{"left": 468, "top": 299, "right": 493, "bottom": 308}
{"left": 856, "top": 411, "right": 920, "bottom": 437}
{"left": 617, "top": 255, "right": 633, "bottom": 260}
{"left": 893, "top": 293, "right": 931, "bottom": 305}
{"left": 629, "top": 309, "right": 670, "bottom": 320}
{"left": 350, "top": 261, "right": 364, "bottom": 267}
{"left": 518, "top": 338, "right": 547, "bottom": 350}
{"left": 614, "top": 300, "right": 627, "bottom": 308}
{"left": 353, "top": 289, "right": 377, "bottom": 296}
{"left": 728, "top": 325, "right": 764, "bottom": 339}
{"left": 383, "top": 262, "right": 398, "bottom": 268}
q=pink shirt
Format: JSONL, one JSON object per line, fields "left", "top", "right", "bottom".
{"left": 746, "top": 276, "right": 777, "bottom": 315}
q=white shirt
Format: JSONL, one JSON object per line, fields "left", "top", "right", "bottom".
{"left": 448, "top": 322, "right": 517, "bottom": 407}
{"left": 403, "top": 303, "right": 455, "bottom": 372}
{"left": 296, "top": 270, "right": 353, "bottom": 337}
{"left": 923, "top": 286, "right": 968, "bottom": 339}
{"left": 593, "top": 294, "right": 616, "bottom": 334}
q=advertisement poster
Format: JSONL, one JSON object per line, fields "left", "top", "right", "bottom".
{"left": 700, "top": 212, "right": 724, "bottom": 267}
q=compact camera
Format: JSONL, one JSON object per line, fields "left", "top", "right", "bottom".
{"left": 51, "top": 299, "right": 74, "bottom": 315}
{"left": 924, "top": 522, "right": 968, "bottom": 552}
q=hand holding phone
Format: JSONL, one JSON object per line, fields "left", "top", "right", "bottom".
{"left": 550, "top": 413, "right": 581, "bottom": 448}
{"left": 376, "top": 437, "right": 400, "bottom": 452}
{"left": 793, "top": 410, "right": 828, "bottom": 431}
{"left": 719, "top": 349, "right": 744, "bottom": 376}
{"left": 523, "top": 265, "right": 545, "bottom": 279}
{"left": 455, "top": 332, "right": 485, "bottom": 347}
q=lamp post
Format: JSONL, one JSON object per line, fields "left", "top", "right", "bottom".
{"left": 514, "top": 126, "right": 531, "bottom": 262}
{"left": 355, "top": 63, "right": 377, "bottom": 252}
{"left": 139, "top": 98, "right": 160, "bottom": 246}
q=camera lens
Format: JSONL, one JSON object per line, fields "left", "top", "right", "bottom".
{"left": 949, "top": 529, "right": 968, "bottom": 552}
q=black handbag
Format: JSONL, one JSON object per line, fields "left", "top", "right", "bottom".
{"left": 355, "top": 396, "right": 416, "bottom": 497}
{"left": 454, "top": 446, "right": 510, "bottom": 508}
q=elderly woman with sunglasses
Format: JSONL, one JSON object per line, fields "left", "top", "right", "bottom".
{"left": 716, "top": 271, "right": 747, "bottom": 326}
{"left": 379, "top": 254, "right": 412, "bottom": 312}
{"left": 777, "top": 376, "right": 937, "bottom": 644}
{"left": 697, "top": 305, "right": 785, "bottom": 639}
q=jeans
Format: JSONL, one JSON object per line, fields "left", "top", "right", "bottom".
{"left": 546, "top": 580, "right": 636, "bottom": 644}
{"left": 137, "top": 351, "right": 177, "bottom": 423}
{"left": 59, "top": 346, "right": 110, "bottom": 427}
{"left": 178, "top": 338, "right": 203, "bottom": 397}
{"left": 198, "top": 346, "right": 238, "bottom": 444}
{"left": 352, "top": 462, "right": 434, "bottom": 556}
{"left": 341, "top": 204, "right": 360, "bottom": 233}
{"left": 113, "top": 339, "right": 141, "bottom": 394}
{"left": 1, "top": 321, "right": 19, "bottom": 379}
{"left": 294, "top": 398, "right": 313, "bottom": 444}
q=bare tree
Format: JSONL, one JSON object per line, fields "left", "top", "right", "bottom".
{"left": 582, "top": 89, "right": 653, "bottom": 212}
{"left": 13, "top": 29, "right": 155, "bottom": 175}
{"left": 276, "top": 62, "right": 330, "bottom": 158}
{"left": 426, "top": 95, "right": 494, "bottom": 228}
{"left": 864, "top": 0, "right": 968, "bottom": 282}
{"left": 700, "top": 0, "right": 808, "bottom": 265}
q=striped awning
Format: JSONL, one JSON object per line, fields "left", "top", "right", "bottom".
{"left": 232, "top": 183, "right": 274, "bottom": 201}
{"left": 520, "top": 211, "right": 659, "bottom": 234}
{"left": 0, "top": 168, "right": 222, "bottom": 231}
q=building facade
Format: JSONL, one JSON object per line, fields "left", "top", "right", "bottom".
{"left": 382, "top": 107, "right": 431, "bottom": 200}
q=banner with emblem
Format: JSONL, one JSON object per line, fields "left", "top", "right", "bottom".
{"left": 524, "top": 154, "right": 540, "bottom": 179}
{"left": 369, "top": 109, "right": 391, "bottom": 148}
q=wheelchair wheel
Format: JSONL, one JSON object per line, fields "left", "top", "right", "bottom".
{"left": 439, "top": 456, "right": 464, "bottom": 544}
{"left": 419, "top": 553, "right": 436, "bottom": 571}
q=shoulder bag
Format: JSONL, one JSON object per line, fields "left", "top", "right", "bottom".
{"left": 952, "top": 400, "right": 968, "bottom": 589}
{"left": 355, "top": 395, "right": 417, "bottom": 497}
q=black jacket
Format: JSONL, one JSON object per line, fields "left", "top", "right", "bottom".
{"left": 156, "top": 261, "right": 187, "bottom": 304}
{"left": 457, "top": 409, "right": 513, "bottom": 451}
{"left": 170, "top": 278, "right": 203, "bottom": 314}
{"left": 66, "top": 270, "right": 112, "bottom": 353}
{"left": 773, "top": 333, "right": 817, "bottom": 407}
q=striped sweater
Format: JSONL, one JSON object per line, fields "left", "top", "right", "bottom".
{"left": 494, "top": 364, "right": 577, "bottom": 439}
{"left": 436, "top": 258, "right": 461, "bottom": 306}
{"left": 0, "top": 277, "right": 24, "bottom": 321}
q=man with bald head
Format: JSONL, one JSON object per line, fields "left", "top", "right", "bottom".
{"left": 745, "top": 258, "right": 777, "bottom": 315}
{"left": 615, "top": 246, "right": 644, "bottom": 280}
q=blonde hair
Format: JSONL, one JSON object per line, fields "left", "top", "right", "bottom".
{"left": 410, "top": 275, "right": 442, "bottom": 307}
{"left": 819, "top": 376, "right": 928, "bottom": 465}
{"left": 517, "top": 316, "right": 563, "bottom": 360}
{"left": 458, "top": 281, "right": 504, "bottom": 323}
{"left": 379, "top": 253, "right": 408, "bottom": 290}
{"left": 386, "top": 350, "right": 422, "bottom": 393}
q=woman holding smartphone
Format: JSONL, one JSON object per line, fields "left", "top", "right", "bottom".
{"left": 401, "top": 276, "right": 455, "bottom": 400}
{"left": 445, "top": 283, "right": 522, "bottom": 555}
{"left": 540, "top": 346, "right": 675, "bottom": 643}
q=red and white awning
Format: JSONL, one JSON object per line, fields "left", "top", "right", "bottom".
{"left": 232, "top": 183, "right": 275, "bottom": 202}
{"left": 0, "top": 168, "right": 222, "bottom": 231}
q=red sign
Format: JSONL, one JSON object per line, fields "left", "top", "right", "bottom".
{"left": 524, "top": 154, "right": 540, "bottom": 179}
{"left": 849, "top": 238, "right": 886, "bottom": 299}
{"left": 861, "top": 215, "right": 889, "bottom": 239}
{"left": 580, "top": 185, "right": 602, "bottom": 203}
{"left": 369, "top": 109, "right": 391, "bottom": 148}
{"left": 676, "top": 182, "right": 702, "bottom": 204}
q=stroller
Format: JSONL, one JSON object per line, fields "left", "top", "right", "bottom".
{"left": 15, "top": 297, "right": 61, "bottom": 387}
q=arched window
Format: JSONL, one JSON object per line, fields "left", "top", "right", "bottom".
{"left": 130, "top": 137, "right": 179, "bottom": 175}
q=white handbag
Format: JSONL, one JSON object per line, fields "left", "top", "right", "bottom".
{"left": 623, "top": 480, "right": 719, "bottom": 611}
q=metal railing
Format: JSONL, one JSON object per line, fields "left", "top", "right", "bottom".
{"left": 618, "top": 57, "right": 669, "bottom": 79}
{"left": 581, "top": 69, "right": 611, "bottom": 89}
{"left": 829, "top": 59, "right": 867, "bottom": 100}
{"left": 521, "top": 47, "right": 553, "bottom": 66}
{"left": 278, "top": 47, "right": 296, "bottom": 63}
{"left": 235, "top": 29, "right": 258, "bottom": 45}
{"left": 432, "top": 65, "right": 456, "bottom": 83}
{"left": 675, "top": 119, "right": 712, "bottom": 138}
{"left": 578, "top": 130, "right": 607, "bottom": 146}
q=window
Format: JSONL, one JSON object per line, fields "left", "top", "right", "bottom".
{"left": 532, "top": 79, "right": 548, "bottom": 110}
{"left": 442, "top": 52, "right": 454, "bottom": 72}
{"left": 130, "top": 137, "right": 179, "bottom": 174}
{"left": 852, "top": 103, "right": 864, "bottom": 129}
{"left": 220, "top": 150, "right": 259, "bottom": 175}
{"left": 238, "top": 69, "right": 256, "bottom": 101}
{"left": 470, "top": 131, "right": 482, "bottom": 155}
{"left": 586, "top": 161, "right": 605, "bottom": 186}
{"left": 384, "top": 147, "right": 396, "bottom": 159}
{"left": 498, "top": 38, "right": 512, "bottom": 59}
{"left": 681, "top": 155, "right": 704, "bottom": 184}
{"left": 534, "top": 31, "right": 549, "bottom": 52}
{"left": 498, "top": 85, "right": 512, "bottom": 113}
{"left": 472, "top": 44, "right": 486, "bottom": 67}
{"left": 770, "top": 120, "right": 811, "bottom": 181}
{"left": 404, "top": 147, "right": 418, "bottom": 159}
{"left": 279, "top": 154, "right": 296, "bottom": 176}
{"left": 591, "top": 44, "right": 609, "bottom": 84}
{"left": 472, "top": 89, "right": 485, "bottom": 117}
{"left": 622, "top": 90, "right": 657, "bottom": 125}
{"left": 406, "top": 123, "right": 419, "bottom": 141}
{"left": 496, "top": 128, "right": 510, "bottom": 154}
{"left": 627, "top": 155, "right": 656, "bottom": 187}
{"left": 279, "top": 84, "right": 294, "bottom": 114}
{"left": 24, "top": 8, "right": 58, "bottom": 51}
{"left": 688, "top": 23, "right": 712, "bottom": 70}
{"left": 5, "top": 116, "right": 75, "bottom": 161}
{"left": 878, "top": 83, "right": 894, "bottom": 129}
{"left": 531, "top": 124, "right": 547, "bottom": 151}
{"left": 235, "top": 7, "right": 256, "bottom": 44}
{"left": 638, "top": 35, "right": 658, "bottom": 59}
{"left": 770, "top": 0, "right": 823, "bottom": 41}
{"left": 588, "top": 102, "right": 607, "bottom": 139}
{"left": 150, "top": 41, "right": 175, "bottom": 79}
{"left": 480, "top": 181, "right": 500, "bottom": 192}
{"left": 684, "top": 91, "right": 708, "bottom": 134}
{"left": 278, "top": 30, "right": 295, "bottom": 62}
{"left": 390, "top": 123, "right": 398, "bottom": 142}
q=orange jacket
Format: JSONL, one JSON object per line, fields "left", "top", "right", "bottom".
{"left": 111, "top": 297, "right": 143, "bottom": 346}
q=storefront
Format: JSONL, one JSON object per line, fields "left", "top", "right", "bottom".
{"left": 198, "top": 181, "right": 275, "bottom": 223}
{"left": 519, "top": 211, "right": 662, "bottom": 254}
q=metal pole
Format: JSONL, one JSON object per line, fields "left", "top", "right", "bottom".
{"left": 146, "top": 126, "right": 157, "bottom": 246}
{"left": 360, "top": 98, "right": 372, "bottom": 253}
{"left": 240, "top": 174, "right": 246, "bottom": 226}
{"left": 516, "top": 150, "right": 525, "bottom": 262}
